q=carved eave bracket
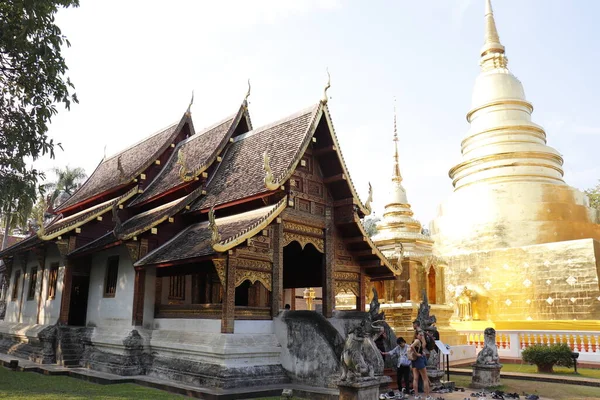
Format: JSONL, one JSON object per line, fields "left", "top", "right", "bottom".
{"left": 126, "top": 241, "right": 141, "bottom": 263}
{"left": 212, "top": 258, "right": 227, "bottom": 287}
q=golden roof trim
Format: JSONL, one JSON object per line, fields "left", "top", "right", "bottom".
{"left": 212, "top": 196, "right": 287, "bottom": 253}
{"left": 38, "top": 186, "right": 139, "bottom": 241}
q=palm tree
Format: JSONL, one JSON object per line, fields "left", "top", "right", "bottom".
{"left": 43, "top": 166, "right": 87, "bottom": 208}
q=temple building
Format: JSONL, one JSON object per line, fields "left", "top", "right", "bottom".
{"left": 0, "top": 87, "right": 399, "bottom": 388}
{"left": 431, "top": 0, "right": 600, "bottom": 324}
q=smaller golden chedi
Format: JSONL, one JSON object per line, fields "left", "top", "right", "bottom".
{"left": 369, "top": 107, "right": 462, "bottom": 345}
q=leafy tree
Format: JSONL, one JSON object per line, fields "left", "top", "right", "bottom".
{"left": 0, "top": 177, "right": 36, "bottom": 250}
{"left": 0, "top": 0, "right": 79, "bottom": 209}
{"left": 362, "top": 215, "right": 381, "bottom": 237}
{"left": 584, "top": 181, "right": 600, "bottom": 210}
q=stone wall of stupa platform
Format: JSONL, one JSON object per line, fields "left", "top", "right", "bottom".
{"left": 443, "top": 238, "right": 600, "bottom": 322}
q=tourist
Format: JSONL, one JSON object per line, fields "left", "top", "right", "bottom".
{"left": 284, "top": 304, "right": 291, "bottom": 310}
{"left": 410, "top": 330, "right": 431, "bottom": 400}
{"left": 381, "top": 337, "right": 411, "bottom": 394}
{"left": 412, "top": 320, "right": 424, "bottom": 394}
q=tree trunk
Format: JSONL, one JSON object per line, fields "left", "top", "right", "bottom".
{"left": 537, "top": 363, "right": 554, "bottom": 373}
{"left": 1, "top": 211, "right": 11, "bottom": 250}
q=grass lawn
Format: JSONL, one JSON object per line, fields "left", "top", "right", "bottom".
{"left": 0, "top": 367, "right": 186, "bottom": 400}
{"left": 499, "top": 362, "right": 600, "bottom": 380}
{"left": 451, "top": 374, "right": 600, "bottom": 400}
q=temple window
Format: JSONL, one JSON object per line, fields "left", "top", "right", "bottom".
{"left": 11, "top": 271, "right": 20, "bottom": 301}
{"left": 168, "top": 275, "right": 185, "bottom": 302}
{"left": 27, "top": 267, "right": 38, "bottom": 300}
{"left": 47, "top": 263, "right": 59, "bottom": 299}
{"left": 104, "top": 256, "right": 119, "bottom": 298}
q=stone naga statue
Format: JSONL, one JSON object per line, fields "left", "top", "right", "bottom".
{"left": 476, "top": 327, "right": 500, "bottom": 365}
{"left": 340, "top": 319, "right": 385, "bottom": 382}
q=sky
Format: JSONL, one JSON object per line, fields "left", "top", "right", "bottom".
{"left": 38, "top": 0, "right": 600, "bottom": 227}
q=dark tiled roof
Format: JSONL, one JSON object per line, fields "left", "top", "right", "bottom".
{"left": 131, "top": 113, "right": 239, "bottom": 206}
{"left": 190, "top": 105, "right": 319, "bottom": 211}
{"left": 40, "top": 186, "right": 137, "bottom": 240}
{"left": 117, "top": 195, "right": 187, "bottom": 240}
{"left": 56, "top": 119, "right": 184, "bottom": 212}
{"left": 135, "top": 201, "right": 284, "bottom": 267}
{"left": 0, "top": 234, "right": 41, "bottom": 259}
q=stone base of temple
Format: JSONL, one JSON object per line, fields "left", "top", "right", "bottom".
{"left": 337, "top": 376, "right": 391, "bottom": 400}
{"left": 442, "top": 238, "right": 600, "bottom": 321}
{"left": 81, "top": 324, "right": 289, "bottom": 389}
{"left": 378, "top": 302, "right": 465, "bottom": 346}
{"left": 470, "top": 363, "right": 502, "bottom": 388}
{"left": 0, "top": 322, "right": 57, "bottom": 364}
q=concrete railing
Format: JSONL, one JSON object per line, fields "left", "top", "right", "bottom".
{"left": 460, "top": 330, "right": 600, "bottom": 363}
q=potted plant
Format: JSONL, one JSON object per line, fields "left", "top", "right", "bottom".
{"left": 521, "top": 343, "right": 574, "bottom": 373}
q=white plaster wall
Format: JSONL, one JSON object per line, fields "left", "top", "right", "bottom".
{"left": 20, "top": 253, "right": 41, "bottom": 324}
{"left": 86, "top": 245, "right": 134, "bottom": 328}
{"left": 38, "top": 245, "right": 64, "bottom": 325}
{"left": 153, "top": 318, "right": 221, "bottom": 332}
{"left": 448, "top": 344, "right": 476, "bottom": 362}
{"left": 234, "top": 320, "right": 274, "bottom": 334}
{"left": 4, "top": 257, "right": 22, "bottom": 323}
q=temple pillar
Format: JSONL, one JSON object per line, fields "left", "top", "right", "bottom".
{"left": 127, "top": 241, "right": 144, "bottom": 326}
{"left": 221, "top": 255, "right": 235, "bottom": 333}
{"left": 57, "top": 237, "right": 76, "bottom": 324}
{"left": 322, "top": 207, "right": 335, "bottom": 318}
{"left": 408, "top": 260, "right": 422, "bottom": 302}
{"left": 271, "top": 221, "right": 283, "bottom": 317}
{"left": 356, "top": 271, "right": 366, "bottom": 311}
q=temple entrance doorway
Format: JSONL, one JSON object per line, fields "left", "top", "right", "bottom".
{"left": 282, "top": 241, "right": 323, "bottom": 311}
{"left": 68, "top": 274, "right": 89, "bottom": 326}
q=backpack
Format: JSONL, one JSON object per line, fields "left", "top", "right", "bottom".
{"left": 407, "top": 342, "right": 419, "bottom": 361}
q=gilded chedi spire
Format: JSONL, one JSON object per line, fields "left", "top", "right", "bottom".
{"left": 372, "top": 107, "right": 431, "bottom": 259}
{"left": 449, "top": 0, "right": 564, "bottom": 191}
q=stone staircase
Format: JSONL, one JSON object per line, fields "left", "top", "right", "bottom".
{"left": 56, "top": 326, "right": 90, "bottom": 368}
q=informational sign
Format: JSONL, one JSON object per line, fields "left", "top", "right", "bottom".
{"left": 435, "top": 340, "right": 450, "bottom": 355}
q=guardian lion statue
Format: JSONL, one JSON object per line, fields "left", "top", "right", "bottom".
{"left": 340, "top": 319, "right": 385, "bottom": 381}
{"left": 476, "top": 327, "right": 500, "bottom": 365}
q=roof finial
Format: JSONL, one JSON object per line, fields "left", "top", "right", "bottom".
{"left": 186, "top": 90, "right": 194, "bottom": 116}
{"left": 364, "top": 182, "right": 373, "bottom": 215}
{"left": 245, "top": 79, "right": 251, "bottom": 103}
{"left": 480, "top": 0, "right": 507, "bottom": 69}
{"left": 321, "top": 68, "right": 331, "bottom": 104}
{"left": 103, "top": 144, "right": 107, "bottom": 160}
{"left": 392, "top": 99, "right": 402, "bottom": 183}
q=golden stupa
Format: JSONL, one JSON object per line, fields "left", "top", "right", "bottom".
{"left": 430, "top": 0, "right": 600, "bottom": 325}
{"left": 369, "top": 108, "right": 462, "bottom": 345}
